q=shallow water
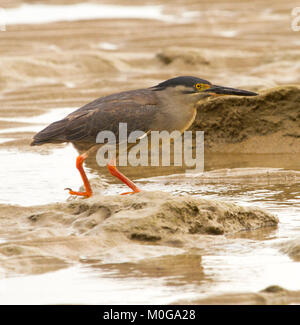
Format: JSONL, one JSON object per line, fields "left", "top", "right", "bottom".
{"left": 0, "top": 136, "right": 300, "bottom": 303}
{"left": 3, "top": 3, "right": 191, "bottom": 25}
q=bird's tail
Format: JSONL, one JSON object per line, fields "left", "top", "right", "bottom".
{"left": 30, "top": 119, "right": 67, "bottom": 146}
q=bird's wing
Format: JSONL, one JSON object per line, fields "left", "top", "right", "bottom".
{"left": 32, "top": 89, "right": 160, "bottom": 145}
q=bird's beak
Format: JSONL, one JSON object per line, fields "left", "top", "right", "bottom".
{"left": 205, "top": 85, "right": 258, "bottom": 96}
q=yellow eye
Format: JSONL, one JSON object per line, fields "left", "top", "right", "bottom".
{"left": 195, "top": 83, "right": 210, "bottom": 91}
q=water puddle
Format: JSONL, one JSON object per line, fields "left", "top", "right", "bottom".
{"left": 0, "top": 265, "right": 200, "bottom": 305}
{"left": 3, "top": 3, "right": 186, "bottom": 25}
{"left": 0, "top": 107, "right": 74, "bottom": 125}
{"left": 0, "top": 145, "right": 88, "bottom": 205}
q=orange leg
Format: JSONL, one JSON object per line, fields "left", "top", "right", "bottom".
{"left": 107, "top": 160, "right": 141, "bottom": 195}
{"left": 65, "top": 153, "right": 93, "bottom": 198}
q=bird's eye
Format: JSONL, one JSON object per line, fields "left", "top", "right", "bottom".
{"left": 195, "top": 83, "right": 210, "bottom": 91}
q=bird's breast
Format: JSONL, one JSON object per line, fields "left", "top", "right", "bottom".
{"left": 179, "top": 107, "right": 197, "bottom": 133}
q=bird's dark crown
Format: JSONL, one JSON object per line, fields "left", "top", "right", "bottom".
{"left": 153, "top": 76, "right": 211, "bottom": 90}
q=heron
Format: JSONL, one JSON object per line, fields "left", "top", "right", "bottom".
{"left": 31, "top": 76, "right": 257, "bottom": 197}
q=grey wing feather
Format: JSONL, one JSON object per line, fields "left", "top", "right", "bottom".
{"left": 31, "top": 89, "right": 160, "bottom": 146}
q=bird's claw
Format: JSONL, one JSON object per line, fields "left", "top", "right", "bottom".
{"left": 65, "top": 187, "right": 92, "bottom": 197}
{"left": 120, "top": 190, "right": 141, "bottom": 195}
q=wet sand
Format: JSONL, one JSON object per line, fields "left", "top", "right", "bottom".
{"left": 0, "top": 191, "right": 278, "bottom": 274}
{"left": 176, "top": 285, "right": 300, "bottom": 305}
{"left": 0, "top": 0, "right": 300, "bottom": 304}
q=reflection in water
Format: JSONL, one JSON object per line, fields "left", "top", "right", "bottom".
{"left": 82, "top": 253, "right": 206, "bottom": 287}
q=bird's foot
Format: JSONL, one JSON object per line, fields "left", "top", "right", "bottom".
{"left": 120, "top": 189, "right": 141, "bottom": 195}
{"left": 65, "top": 187, "right": 92, "bottom": 198}
{"left": 65, "top": 152, "right": 93, "bottom": 198}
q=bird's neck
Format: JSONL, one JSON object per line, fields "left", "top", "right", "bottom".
{"left": 157, "top": 90, "right": 198, "bottom": 133}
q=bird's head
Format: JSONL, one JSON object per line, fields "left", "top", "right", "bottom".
{"left": 152, "top": 76, "right": 257, "bottom": 104}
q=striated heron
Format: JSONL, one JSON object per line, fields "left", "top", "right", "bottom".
{"left": 31, "top": 76, "right": 257, "bottom": 197}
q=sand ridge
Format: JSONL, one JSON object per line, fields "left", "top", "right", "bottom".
{"left": 0, "top": 191, "right": 278, "bottom": 275}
